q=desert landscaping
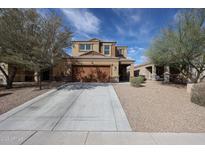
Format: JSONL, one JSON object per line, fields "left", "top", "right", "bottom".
{"left": 114, "top": 81, "right": 205, "bottom": 132}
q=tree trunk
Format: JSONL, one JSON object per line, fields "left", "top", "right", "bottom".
{"left": 6, "top": 79, "right": 13, "bottom": 89}
{"left": 49, "top": 67, "right": 53, "bottom": 81}
{"left": 0, "top": 65, "right": 8, "bottom": 79}
{"left": 39, "top": 78, "right": 42, "bottom": 90}
{"left": 189, "top": 71, "right": 202, "bottom": 83}
{"left": 6, "top": 66, "right": 17, "bottom": 89}
{"left": 38, "top": 72, "right": 42, "bottom": 90}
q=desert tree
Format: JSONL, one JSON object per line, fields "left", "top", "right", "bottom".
{"left": 146, "top": 9, "right": 205, "bottom": 83}
{"left": 0, "top": 9, "right": 72, "bottom": 89}
{"left": 0, "top": 8, "right": 41, "bottom": 88}
{"left": 30, "top": 11, "right": 72, "bottom": 89}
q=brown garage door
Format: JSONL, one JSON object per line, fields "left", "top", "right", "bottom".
{"left": 72, "top": 65, "right": 110, "bottom": 82}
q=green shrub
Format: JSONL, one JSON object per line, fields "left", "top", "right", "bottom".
{"left": 130, "top": 76, "right": 144, "bottom": 87}
{"left": 139, "top": 75, "right": 146, "bottom": 81}
{"left": 191, "top": 82, "right": 205, "bottom": 106}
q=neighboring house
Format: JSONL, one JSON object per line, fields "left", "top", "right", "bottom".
{"left": 134, "top": 63, "right": 164, "bottom": 80}
{"left": 134, "top": 62, "right": 187, "bottom": 83}
{"left": 0, "top": 38, "right": 135, "bottom": 84}
{"left": 0, "top": 63, "right": 8, "bottom": 84}
{"left": 0, "top": 54, "right": 71, "bottom": 84}
{"left": 0, "top": 63, "right": 38, "bottom": 84}
{"left": 70, "top": 38, "right": 134, "bottom": 82}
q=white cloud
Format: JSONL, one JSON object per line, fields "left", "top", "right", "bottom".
{"left": 139, "top": 26, "right": 149, "bottom": 35}
{"left": 112, "top": 9, "right": 156, "bottom": 44}
{"left": 127, "top": 56, "right": 133, "bottom": 60}
{"left": 128, "top": 48, "right": 136, "bottom": 54}
{"left": 61, "top": 9, "right": 100, "bottom": 35}
{"left": 112, "top": 9, "right": 141, "bottom": 24}
{"left": 173, "top": 11, "right": 181, "bottom": 23}
{"left": 127, "top": 46, "right": 148, "bottom": 64}
{"left": 138, "top": 47, "right": 145, "bottom": 51}
{"left": 115, "top": 25, "right": 139, "bottom": 38}
{"left": 139, "top": 55, "right": 149, "bottom": 63}
{"left": 128, "top": 46, "right": 145, "bottom": 54}
{"left": 130, "top": 15, "right": 140, "bottom": 23}
{"left": 115, "top": 25, "right": 125, "bottom": 35}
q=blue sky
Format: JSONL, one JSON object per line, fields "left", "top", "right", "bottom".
{"left": 49, "top": 8, "right": 179, "bottom": 64}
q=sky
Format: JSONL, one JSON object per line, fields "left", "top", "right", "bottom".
{"left": 48, "top": 8, "right": 179, "bottom": 65}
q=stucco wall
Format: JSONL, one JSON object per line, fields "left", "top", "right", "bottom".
{"left": 13, "top": 68, "right": 25, "bottom": 81}
{"left": 135, "top": 64, "right": 154, "bottom": 80}
{"left": 53, "top": 60, "right": 72, "bottom": 81}
{"left": 0, "top": 63, "right": 8, "bottom": 84}
{"left": 116, "top": 46, "right": 128, "bottom": 58}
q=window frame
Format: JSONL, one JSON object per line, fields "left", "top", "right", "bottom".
{"left": 79, "top": 44, "right": 92, "bottom": 52}
{"left": 118, "top": 49, "right": 122, "bottom": 55}
{"left": 85, "top": 44, "right": 91, "bottom": 50}
{"left": 104, "top": 45, "right": 110, "bottom": 55}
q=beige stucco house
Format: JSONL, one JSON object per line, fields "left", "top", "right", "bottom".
{"left": 70, "top": 38, "right": 134, "bottom": 82}
{"left": 0, "top": 38, "right": 135, "bottom": 84}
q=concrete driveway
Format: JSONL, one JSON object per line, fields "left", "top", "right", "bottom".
{"left": 0, "top": 83, "right": 131, "bottom": 131}
{"left": 1, "top": 83, "right": 205, "bottom": 144}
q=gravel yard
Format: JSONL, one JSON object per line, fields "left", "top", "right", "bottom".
{"left": 113, "top": 81, "right": 205, "bottom": 132}
{"left": 0, "top": 82, "right": 65, "bottom": 115}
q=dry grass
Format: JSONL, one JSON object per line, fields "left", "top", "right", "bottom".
{"left": 0, "top": 82, "right": 65, "bottom": 115}
{"left": 113, "top": 81, "right": 205, "bottom": 132}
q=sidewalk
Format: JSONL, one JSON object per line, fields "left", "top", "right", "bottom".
{"left": 0, "top": 131, "right": 205, "bottom": 145}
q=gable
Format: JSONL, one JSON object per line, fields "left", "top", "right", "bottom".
{"left": 79, "top": 51, "right": 105, "bottom": 57}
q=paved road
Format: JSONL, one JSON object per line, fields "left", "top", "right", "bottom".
{"left": 0, "top": 83, "right": 131, "bottom": 131}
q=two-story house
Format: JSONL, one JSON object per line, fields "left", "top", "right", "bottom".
{"left": 69, "top": 38, "right": 135, "bottom": 82}
{"left": 0, "top": 38, "right": 135, "bottom": 84}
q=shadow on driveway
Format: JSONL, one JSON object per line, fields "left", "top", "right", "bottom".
{"left": 57, "top": 82, "right": 110, "bottom": 91}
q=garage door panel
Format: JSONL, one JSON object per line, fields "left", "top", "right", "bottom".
{"left": 72, "top": 66, "right": 110, "bottom": 82}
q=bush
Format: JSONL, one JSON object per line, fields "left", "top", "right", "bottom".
{"left": 139, "top": 75, "right": 147, "bottom": 81}
{"left": 191, "top": 82, "right": 205, "bottom": 106}
{"left": 130, "top": 76, "right": 144, "bottom": 87}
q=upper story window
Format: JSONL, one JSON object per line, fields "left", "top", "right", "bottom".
{"left": 117, "top": 48, "right": 127, "bottom": 58}
{"left": 80, "top": 44, "right": 91, "bottom": 51}
{"left": 104, "top": 45, "right": 110, "bottom": 55}
{"left": 86, "top": 44, "right": 91, "bottom": 50}
{"left": 118, "top": 49, "right": 123, "bottom": 55}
